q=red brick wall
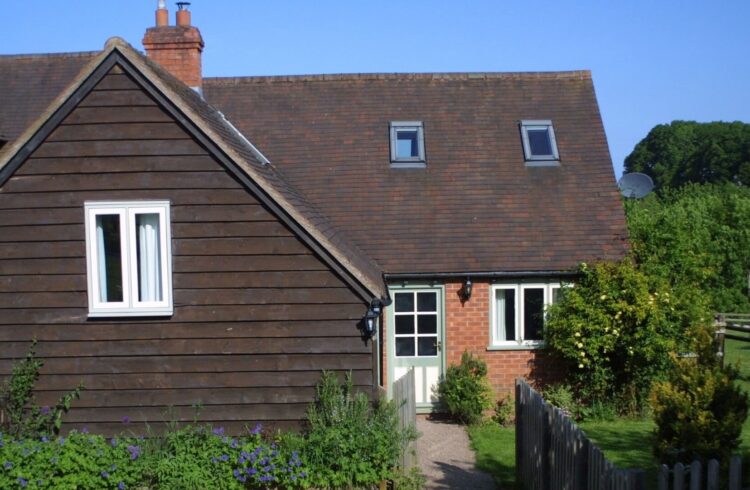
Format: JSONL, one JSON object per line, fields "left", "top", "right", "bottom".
{"left": 381, "top": 280, "right": 555, "bottom": 397}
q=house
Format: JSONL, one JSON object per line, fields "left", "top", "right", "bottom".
{"left": 0, "top": 4, "right": 628, "bottom": 432}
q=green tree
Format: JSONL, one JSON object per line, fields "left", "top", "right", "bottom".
{"left": 624, "top": 121, "right": 750, "bottom": 192}
{"left": 625, "top": 183, "right": 750, "bottom": 313}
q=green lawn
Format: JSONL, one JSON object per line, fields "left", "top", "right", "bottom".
{"left": 468, "top": 338, "right": 750, "bottom": 488}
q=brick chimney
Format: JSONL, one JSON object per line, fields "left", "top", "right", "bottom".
{"left": 142, "top": 1, "right": 204, "bottom": 91}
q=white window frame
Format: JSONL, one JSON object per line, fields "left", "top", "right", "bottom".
{"left": 84, "top": 201, "right": 173, "bottom": 317}
{"left": 390, "top": 121, "right": 426, "bottom": 168}
{"left": 489, "top": 282, "right": 560, "bottom": 349}
{"left": 393, "top": 290, "right": 440, "bottom": 358}
{"left": 520, "top": 120, "right": 560, "bottom": 164}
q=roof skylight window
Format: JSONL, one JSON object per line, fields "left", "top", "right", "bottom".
{"left": 390, "top": 121, "right": 426, "bottom": 168}
{"left": 520, "top": 120, "right": 559, "bottom": 164}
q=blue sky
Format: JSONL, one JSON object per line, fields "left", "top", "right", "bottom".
{"left": 2, "top": 1, "right": 748, "bottom": 177}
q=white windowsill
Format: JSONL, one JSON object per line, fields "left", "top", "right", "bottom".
{"left": 88, "top": 307, "right": 174, "bottom": 318}
{"left": 487, "top": 342, "right": 545, "bottom": 351}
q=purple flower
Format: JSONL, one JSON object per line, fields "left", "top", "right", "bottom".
{"left": 18, "top": 478, "right": 27, "bottom": 487}
{"left": 249, "top": 423, "right": 262, "bottom": 435}
{"left": 212, "top": 427, "right": 224, "bottom": 436}
{"left": 110, "top": 438, "right": 118, "bottom": 447}
{"left": 127, "top": 445, "right": 141, "bottom": 461}
{"left": 246, "top": 468, "right": 257, "bottom": 476}
{"left": 121, "top": 416, "right": 130, "bottom": 425}
{"left": 57, "top": 437, "right": 65, "bottom": 445}
{"left": 110, "top": 464, "right": 117, "bottom": 471}
{"left": 81, "top": 427, "right": 89, "bottom": 434}
{"left": 211, "top": 457, "right": 218, "bottom": 464}
{"left": 233, "top": 469, "right": 240, "bottom": 478}
{"left": 40, "top": 406, "right": 51, "bottom": 416}
{"left": 3, "top": 461, "right": 12, "bottom": 469}
{"left": 230, "top": 438, "right": 238, "bottom": 449}
{"left": 101, "top": 471, "right": 110, "bottom": 479}
{"left": 118, "top": 483, "right": 125, "bottom": 490}
{"left": 219, "top": 454, "right": 229, "bottom": 462}
{"left": 50, "top": 457, "right": 57, "bottom": 464}
{"left": 40, "top": 436, "right": 48, "bottom": 443}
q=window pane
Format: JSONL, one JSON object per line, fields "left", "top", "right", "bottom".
{"left": 417, "top": 315, "right": 437, "bottom": 334}
{"left": 418, "top": 337, "right": 438, "bottom": 357}
{"left": 395, "top": 293, "right": 414, "bottom": 312}
{"left": 417, "top": 292, "right": 436, "bottom": 312}
{"left": 495, "top": 289, "right": 516, "bottom": 341}
{"left": 395, "top": 315, "right": 414, "bottom": 335}
{"left": 136, "top": 213, "right": 163, "bottom": 302}
{"left": 524, "top": 288, "right": 545, "bottom": 341}
{"left": 95, "top": 214, "right": 123, "bottom": 303}
{"left": 527, "top": 128, "right": 553, "bottom": 156}
{"left": 395, "top": 338, "right": 415, "bottom": 357}
{"left": 551, "top": 287, "right": 562, "bottom": 304}
{"left": 396, "top": 130, "right": 419, "bottom": 158}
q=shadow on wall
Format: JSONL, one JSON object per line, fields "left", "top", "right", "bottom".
{"left": 524, "top": 349, "right": 566, "bottom": 390}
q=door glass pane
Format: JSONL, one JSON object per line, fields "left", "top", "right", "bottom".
{"left": 418, "top": 337, "right": 437, "bottom": 357}
{"left": 95, "top": 214, "right": 123, "bottom": 303}
{"left": 136, "top": 213, "right": 162, "bottom": 302}
{"left": 495, "top": 288, "right": 516, "bottom": 341}
{"left": 395, "top": 338, "right": 415, "bottom": 357}
{"left": 395, "top": 293, "right": 414, "bottom": 312}
{"left": 417, "top": 292, "right": 437, "bottom": 312}
{"left": 395, "top": 315, "right": 414, "bottom": 335}
{"left": 417, "top": 315, "right": 437, "bottom": 334}
{"left": 524, "top": 288, "right": 545, "bottom": 341}
{"left": 528, "top": 128, "right": 553, "bottom": 156}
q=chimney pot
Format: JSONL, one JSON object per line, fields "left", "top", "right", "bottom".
{"left": 176, "top": 2, "right": 191, "bottom": 27}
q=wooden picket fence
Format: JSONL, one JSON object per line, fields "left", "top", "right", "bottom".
{"left": 392, "top": 368, "right": 417, "bottom": 471}
{"left": 515, "top": 379, "right": 646, "bottom": 490}
{"left": 657, "top": 457, "right": 746, "bottom": 490}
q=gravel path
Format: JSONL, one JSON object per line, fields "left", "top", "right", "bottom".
{"left": 416, "top": 417, "right": 497, "bottom": 489}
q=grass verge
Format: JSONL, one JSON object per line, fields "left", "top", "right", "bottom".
{"left": 467, "top": 423, "right": 516, "bottom": 489}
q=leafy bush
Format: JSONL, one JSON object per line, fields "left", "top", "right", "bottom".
{"left": 543, "top": 384, "right": 579, "bottom": 419}
{"left": 545, "top": 260, "right": 702, "bottom": 413}
{"left": 491, "top": 394, "right": 514, "bottom": 427}
{"left": 651, "top": 357, "right": 748, "bottom": 465}
{"left": 303, "top": 371, "right": 415, "bottom": 488}
{"left": 0, "top": 341, "right": 82, "bottom": 438}
{"left": 438, "top": 351, "right": 493, "bottom": 425}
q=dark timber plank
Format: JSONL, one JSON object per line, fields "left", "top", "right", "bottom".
{"left": 63, "top": 403, "right": 310, "bottom": 423}
{"left": 173, "top": 222, "right": 292, "bottom": 238}
{"left": 78, "top": 90, "right": 156, "bottom": 107}
{"left": 0, "top": 337, "right": 369, "bottom": 357}
{"left": 29, "top": 140, "right": 206, "bottom": 159}
{"left": 0, "top": 208, "right": 82, "bottom": 225}
{"left": 33, "top": 370, "right": 373, "bottom": 390}
{"left": 0, "top": 275, "right": 86, "bottom": 292}
{"left": 172, "top": 255, "right": 324, "bottom": 273}
{"left": 173, "top": 271, "right": 346, "bottom": 289}
{"left": 0, "top": 354, "right": 370, "bottom": 375}
{"left": 0, "top": 224, "right": 84, "bottom": 242}
{"left": 173, "top": 237, "right": 308, "bottom": 256}
{"left": 0, "top": 292, "right": 86, "bottom": 308}
{"left": 172, "top": 204, "right": 269, "bottom": 222}
{"left": 175, "top": 288, "right": 359, "bottom": 305}
{"left": 63, "top": 106, "right": 172, "bottom": 125}
{"left": 0, "top": 321, "right": 362, "bottom": 341}
{"left": 0, "top": 242, "right": 83, "bottom": 259}
{"left": 0, "top": 303, "right": 364, "bottom": 324}
{"left": 36, "top": 387, "right": 320, "bottom": 408}
{"left": 0, "top": 258, "right": 85, "bottom": 275}
{"left": 5, "top": 171, "right": 237, "bottom": 193}
{"left": 93, "top": 73, "right": 140, "bottom": 91}
{"left": 49, "top": 123, "right": 188, "bottom": 142}
{"left": 61, "top": 421, "right": 303, "bottom": 436}
{"left": 18, "top": 155, "right": 219, "bottom": 175}
{"left": 0, "top": 189, "right": 254, "bottom": 208}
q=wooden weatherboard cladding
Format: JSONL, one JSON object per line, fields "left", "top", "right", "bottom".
{"left": 0, "top": 66, "right": 373, "bottom": 434}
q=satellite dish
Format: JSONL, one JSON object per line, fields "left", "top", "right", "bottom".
{"left": 618, "top": 172, "right": 654, "bottom": 199}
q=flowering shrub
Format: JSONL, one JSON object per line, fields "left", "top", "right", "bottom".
{"left": 438, "top": 351, "right": 493, "bottom": 425}
{"left": 544, "top": 260, "right": 704, "bottom": 413}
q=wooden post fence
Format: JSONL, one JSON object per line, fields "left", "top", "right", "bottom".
{"left": 392, "top": 368, "right": 417, "bottom": 472}
{"left": 516, "top": 379, "right": 646, "bottom": 490}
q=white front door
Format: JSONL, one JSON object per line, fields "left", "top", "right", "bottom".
{"left": 388, "top": 286, "right": 445, "bottom": 412}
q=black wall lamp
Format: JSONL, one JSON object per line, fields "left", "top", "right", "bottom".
{"left": 460, "top": 278, "right": 473, "bottom": 302}
{"left": 363, "top": 300, "right": 384, "bottom": 337}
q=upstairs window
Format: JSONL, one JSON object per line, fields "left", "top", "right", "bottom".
{"left": 84, "top": 201, "right": 173, "bottom": 317}
{"left": 390, "top": 121, "right": 426, "bottom": 168}
{"left": 520, "top": 120, "right": 559, "bottom": 163}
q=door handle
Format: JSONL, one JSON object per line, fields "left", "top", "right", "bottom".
{"left": 437, "top": 341, "right": 442, "bottom": 352}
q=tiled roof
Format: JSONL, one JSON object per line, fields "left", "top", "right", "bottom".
{"left": 202, "top": 72, "right": 629, "bottom": 274}
{"left": 0, "top": 52, "right": 97, "bottom": 142}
